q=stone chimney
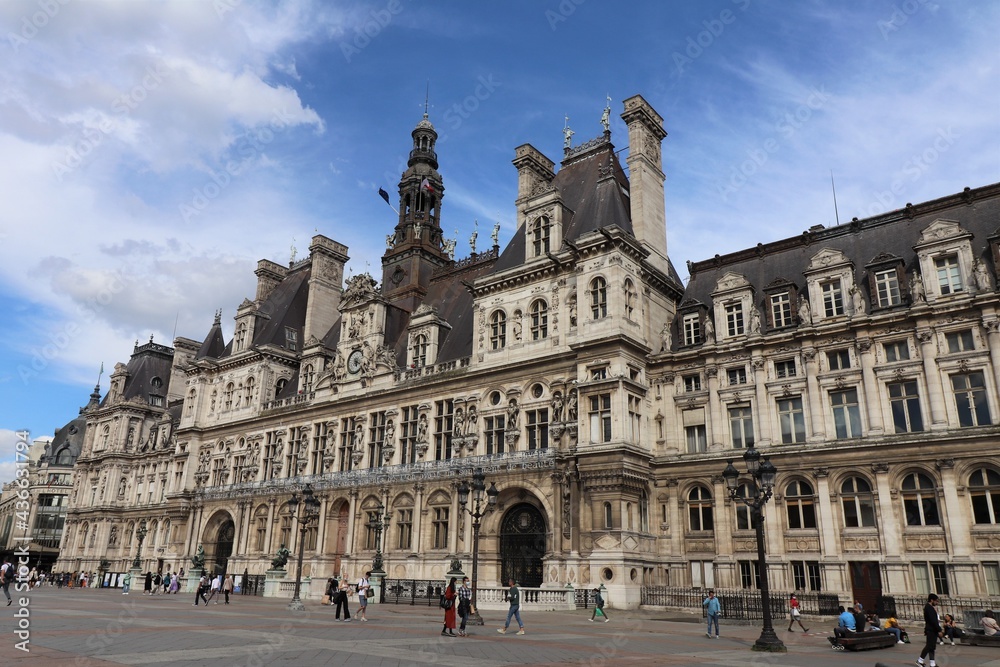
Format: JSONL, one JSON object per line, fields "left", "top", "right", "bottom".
{"left": 255, "top": 259, "right": 288, "bottom": 302}
{"left": 621, "top": 95, "right": 668, "bottom": 273}
{"left": 512, "top": 144, "right": 556, "bottom": 225}
{"left": 303, "top": 235, "right": 349, "bottom": 343}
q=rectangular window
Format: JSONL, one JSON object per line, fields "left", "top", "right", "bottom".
{"left": 434, "top": 400, "right": 454, "bottom": 461}
{"left": 874, "top": 268, "right": 902, "bottom": 307}
{"left": 774, "top": 359, "right": 797, "bottom": 378}
{"left": 725, "top": 303, "right": 745, "bottom": 337}
{"left": 284, "top": 327, "right": 298, "bottom": 352}
{"left": 777, "top": 397, "right": 806, "bottom": 444}
{"left": 591, "top": 366, "right": 608, "bottom": 380}
{"left": 397, "top": 508, "right": 413, "bottom": 550}
{"left": 935, "top": 255, "right": 963, "bottom": 295}
{"left": 628, "top": 395, "right": 641, "bottom": 441}
{"left": 822, "top": 280, "right": 845, "bottom": 317}
{"left": 830, "top": 388, "right": 863, "bottom": 439}
{"left": 685, "top": 425, "right": 707, "bottom": 453}
{"left": 770, "top": 292, "right": 792, "bottom": 328}
{"left": 364, "top": 511, "right": 378, "bottom": 550}
{"left": 792, "top": 561, "right": 806, "bottom": 591}
{"left": 884, "top": 340, "right": 910, "bottom": 362}
{"left": 589, "top": 393, "right": 612, "bottom": 443}
{"left": 682, "top": 313, "right": 701, "bottom": 346}
{"left": 338, "top": 418, "right": 354, "bottom": 472}
{"left": 791, "top": 561, "right": 822, "bottom": 591}
{"left": 888, "top": 381, "right": 924, "bottom": 433}
{"left": 526, "top": 409, "right": 549, "bottom": 450}
{"left": 827, "top": 349, "right": 851, "bottom": 370}
{"left": 984, "top": 562, "right": 1000, "bottom": 596}
{"left": 432, "top": 507, "right": 449, "bottom": 549}
{"left": 400, "top": 406, "right": 419, "bottom": 465}
{"left": 913, "top": 563, "right": 931, "bottom": 595}
{"left": 946, "top": 330, "right": 975, "bottom": 353}
{"left": 683, "top": 375, "right": 701, "bottom": 392}
{"left": 932, "top": 563, "right": 950, "bottom": 596}
{"left": 727, "top": 367, "right": 747, "bottom": 386}
{"left": 690, "top": 561, "right": 715, "bottom": 589}
{"left": 729, "top": 406, "right": 754, "bottom": 449}
{"left": 368, "top": 411, "right": 386, "bottom": 469}
{"left": 952, "top": 372, "right": 991, "bottom": 427}
{"left": 485, "top": 415, "right": 506, "bottom": 456}
{"left": 739, "top": 560, "right": 761, "bottom": 589}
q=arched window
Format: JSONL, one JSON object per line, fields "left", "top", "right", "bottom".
{"left": 623, "top": 279, "right": 636, "bottom": 319}
{"left": 254, "top": 506, "right": 268, "bottom": 551}
{"left": 274, "top": 378, "right": 287, "bottom": 399}
{"left": 302, "top": 365, "right": 314, "bottom": 393}
{"left": 490, "top": 311, "right": 507, "bottom": 350}
{"left": 529, "top": 299, "right": 548, "bottom": 340}
{"left": 785, "top": 480, "right": 817, "bottom": 529}
{"left": 590, "top": 277, "right": 608, "bottom": 319}
{"left": 902, "top": 472, "right": 940, "bottom": 526}
{"left": 224, "top": 382, "right": 235, "bottom": 410}
{"left": 687, "top": 486, "right": 714, "bottom": 531}
{"left": 98, "top": 425, "right": 110, "bottom": 451}
{"left": 186, "top": 389, "right": 196, "bottom": 416}
{"left": 55, "top": 447, "right": 74, "bottom": 465}
{"left": 970, "top": 468, "right": 1000, "bottom": 524}
{"left": 412, "top": 334, "right": 428, "bottom": 367}
{"left": 603, "top": 501, "right": 613, "bottom": 529}
{"left": 531, "top": 216, "right": 551, "bottom": 256}
{"left": 279, "top": 512, "right": 292, "bottom": 548}
{"left": 78, "top": 522, "right": 89, "bottom": 552}
{"left": 234, "top": 321, "right": 247, "bottom": 352}
{"left": 841, "top": 476, "right": 877, "bottom": 528}
{"left": 244, "top": 376, "right": 255, "bottom": 407}
{"left": 734, "top": 482, "right": 752, "bottom": 530}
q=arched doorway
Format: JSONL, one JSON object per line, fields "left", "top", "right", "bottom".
{"left": 499, "top": 503, "right": 546, "bottom": 588}
{"left": 214, "top": 520, "right": 235, "bottom": 577}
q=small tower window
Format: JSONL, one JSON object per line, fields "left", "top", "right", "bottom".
{"left": 490, "top": 311, "right": 507, "bottom": 350}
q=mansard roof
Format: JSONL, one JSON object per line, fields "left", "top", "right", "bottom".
{"left": 101, "top": 340, "right": 175, "bottom": 407}
{"left": 43, "top": 414, "right": 86, "bottom": 466}
{"left": 682, "top": 183, "right": 1000, "bottom": 311}
{"left": 248, "top": 265, "right": 310, "bottom": 350}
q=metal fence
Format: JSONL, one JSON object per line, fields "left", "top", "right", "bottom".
{"left": 876, "top": 595, "right": 1000, "bottom": 624}
{"left": 382, "top": 579, "right": 445, "bottom": 606}
{"left": 239, "top": 574, "right": 265, "bottom": 597}
{"left": 640, "top": 587, "right": 840, "bottom": 620}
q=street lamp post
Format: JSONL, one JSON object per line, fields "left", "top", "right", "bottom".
{"left": 368, "top": 503, "right": 392, "bottom": 576}
{"left": 457, "top": 468, "right": 499, "bottom": 626}
{"left": 132, "top": 519, "right": 148, "bottom": 570}
{"left": 287, "top": 484, "right": 321, "bottom": 612}
{"left": 722, "top": 446, "right": 785, "bottom": 652}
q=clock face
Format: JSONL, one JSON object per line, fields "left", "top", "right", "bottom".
{"left": 347, "top": 349, "right": 363, "bottom": 374}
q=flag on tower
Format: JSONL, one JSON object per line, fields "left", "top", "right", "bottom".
{"left": 378, "top": 187, "right": 390, "bottom": 205}
{"left": 420, "top": 178, "right": 435, "bottom": 194}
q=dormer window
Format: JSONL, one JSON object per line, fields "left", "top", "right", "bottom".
{"left": 935, "top": 255, "right": 963, "bottom": 295}
{"left": 821, "top": 280, "right": 845, "bottom": 317}
{"left": 770, "top": 292, "right": 792, "bottom": 328}
{"left": 489, "top": 311, "right": 507, "bottom": 350}
{"left": 235, "top": 322, "right": 247, "bottom": 352}
{"left": 284, "top": 327, "right": 298, "bottom": 352}
{"left": 873, "top": 269, "right": 902, "bottom": 307}
{"left": 412, "top": 334, "right": 428, "bottom": 366}
{"left": 725, "top": 303, "right": 745, "bottom": 337}
{"left": 531, "top": 216, "right": 551, "bottom": 256}
{"left": 682, "top": 312, "right": 701, "bottom": 345}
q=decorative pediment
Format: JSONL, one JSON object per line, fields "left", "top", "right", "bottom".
{"left": 805, "top": 248, "right": 852, "bottom": 273}
{"left": 391, "top": 492, "right": 414, "bottom": 508}
{"left": 866, "top": 252, "right": 903, "bottom": 268}
{"left": 341, "top": 273, "right": 380, "bottom": 308}
{"left": 915, "top": 219, "right": 971, "bottom": 246}
{"left": 712, "top": 271, "right": 752, "bottom": 294}
{"left": 360, "top": 495, "right": 383, "bottom": 510}
{"left": 677, "top": 297, "right": 706, "bottom": 311}
{"left": 426, "top": 490, "right": 450, "bottom": 505}
{"left": 763, "top": 277, "right": 797, "bottom": 292}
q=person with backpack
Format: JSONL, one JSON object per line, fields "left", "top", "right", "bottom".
{"left": 441, "top": 576, "right": 457, "bottom": 637}
{"left": 356, "top": 571, "right": 371, "bottom": 622}
{"left": 193, "top": 574, "right": 209, "bottom": 606}
{"left": 1, "top": 559, "right": 13, "bottom": 605}
{"left": 497, "top": 578, "right": 524, "bottom": 635}
{"left": 590, "top": 587, "right": 609, "bottom": 622}
{"left": 457, "top": 577, "right": 473, "bottom": 636}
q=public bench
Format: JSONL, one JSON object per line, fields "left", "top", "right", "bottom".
{"left": 965, "top": 630, "right": 1000, "bottom": 648}
{"left": 828, "top": 630, "right": 898, "bottom": 651}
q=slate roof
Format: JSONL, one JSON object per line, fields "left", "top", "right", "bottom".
{"left": 250, "top": 266, "right": 311, "bottom": 350}
{"left": 101, "top": 341, "right": 175, "bottom": 407}
{"left": 43, "top": 414, "right": 86, "bottom": 466}
{"left": 681, "top": 183, "right": 1000, "bottom": 330}
{"left": 196, "top": 318, "right": 226, "bottom": 359}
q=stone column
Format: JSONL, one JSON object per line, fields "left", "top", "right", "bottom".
{"left": 856, "top": 337, "right": 884, "bottom": 434}
{"left": 813, "top": 468, "right": 838, "bottom": 559}
{"left": 344, "top": 490, "right": 359, "bottom": 556}
{"left": 263, "top": 497, "right": 276, "bottom": 555}
{"left": 803, "top": 348, "right": 826, "bottom": 440}
{"left": 713, "top": 476, "right": 734, "bottom": 558}
{"left": 751, "top": 357, "right": 771, "bottom": 445}
{"left": 916, "top": 327, "right": 948, "bottom": 428}
{"left": 315, "top": 495, "right": 329, "bottom": 557}
{"left": 937, "top": 459, "right": 974, "bottom": 594}
{"left": 982, "top": 316, "right": 1000, "bottom": 390}
{"left": 705, "top": 365, "right": 724, "bottom": 449}
{"left": 411, "top": 483, "right": 425, "bottom": 554}
{"left": 872, "top": 463, "right": 907, "bottom": 593}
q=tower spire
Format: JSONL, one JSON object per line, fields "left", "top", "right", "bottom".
{"left": 424, "top": 81, "right": 429, "bottom": 118}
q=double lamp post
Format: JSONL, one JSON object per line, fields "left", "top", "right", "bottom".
{"left": 457, "top": 468, "right": 498, "bottom": 626}
{"left": 287, "top": 484, "right": 321, "bottom": 612}
{"left": 722, "top": 445, "right": 785, "bottom": 653}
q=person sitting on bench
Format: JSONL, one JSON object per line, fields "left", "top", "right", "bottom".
{"left": 835, "top": 605, "right": 857, "bottom": 639}
{"left": 983, "top": 610, "right": 999, "bottom": 636}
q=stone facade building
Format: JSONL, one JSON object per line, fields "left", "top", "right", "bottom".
{"left": 53, "top": 95, "right": 1000, "bottom": 608}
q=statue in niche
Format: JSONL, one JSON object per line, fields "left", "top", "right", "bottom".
{"left": 703, "top": 317, "right": 716, "bottom": 343}
{"left": 453, "top": 407, "right": 464, "bottom": 438}
{"left": 551, "top": 392, "right": 564, "bottom": 422}
{"left": 466, "top": 406, "right": 477, "bottom": 434}
{"left": 974, "top": 258, "right": 993, "bottom": 292}
{"left": 851, "top": 285, "right": 866, "bottom": 316}
{"left": 506, "top": 399, "right": 519, "bottom": 430}
{"left": 568, "top": 293, "right": 578, "bottom": 327}
{"left": 567, "top": 390, "right": 578, "bottom": 422}
{"left": 385, "top": 419, "right": 395, "bottom": 445}
{"left": 910, "top": 272, "right": 925, "bottom": 303}
{"left": 118, "top": 477, "right": 127, "bottom": 497}
{"left": 749, "top": 306, "right": 762, "bottom": 334}
{"left": 659, "top": 324, "right": 672, "bottom": 352}
{"left": 798, "top": 295, "right": 812, "bottom": 325}
{"left": 416, "top": 413, "right": 429, "bottom": 443}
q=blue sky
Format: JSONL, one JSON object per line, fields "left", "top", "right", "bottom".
{"left": 1, "top": 0, "right": 998, "bottom": 481}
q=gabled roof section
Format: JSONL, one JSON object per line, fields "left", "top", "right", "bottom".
{"left": 196, "top": 312, "right": 226, "bottom": 359}
{"left": 248, "top": 265, "right": 311, "bottom": 351}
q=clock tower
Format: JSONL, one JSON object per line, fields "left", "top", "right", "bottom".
{"left": 380, "top": 112, "right": 452, "bottom": 312}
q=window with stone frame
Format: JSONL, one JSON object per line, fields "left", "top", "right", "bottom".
{"left": 254, "top": 507, "right": 268, "bottom": 551}
{"left": 603, "top": 501, "right": 613, "bottom": 528}
{"left": 685, "top": 424, "right": 707, "bottom": 453}
{"left": 821, "top": 279, "right": 845, "bottom": 317}
{"left": 396, "top": 508, "right": 413, "bottom": 550}
{"left": 935, "top": 254, "right": 963, "bottom": 295}
{"left": 727, "top": 367, "right": 747, "bottom": 386}
{"left": 367, "top": 411, "right": 386, "bottom": 469}
{"left": 951, "top": 371, "right": 991, "bottom": 427}
{"left": 841, "top": 476, "right": 877, "bottom": 528}
{"left": 682, "top": 312, "right": 701, "bottom": 345}
{"left": 529, "top": 299, "right": 548, "bottom": 340}
{"left": 434, "top": 400, "right": 454, "bottom": 460}
{"left": 411, "top": 333, "right": 428, "bottom": 367}
{"left": 489, "top": 310, "right": 507, "bottom": 350}
{"left": 777, "top": 397, "right": 806, "bottom": 444}
{"left": 526, "top": 408, "right": 549, "bottom": 450}
{"left": 884, "top": 340, "right": 910, "bottom": 362}
{"left": 431, "top": 506, "right": 449, "bottom": 550}
{"left": 589, "top": 393, "right": 612, "bottom": 443}
{"left": 865, "top": 253, "right": 907, "bottom": 309}
{"left": 683, "top": 374, "right": 702, "bottom": 392}
{"left": 627, "top": 395, "right": 641, "bottom": 441}
{"left": 902, "top": 472, "right": 940, "bottom": 526}
{"left": 734, "top": 482, "right": 751, "bottom": 530}
{"left": 399, "top": 405, "right": 419, "bottom": 464}
{"left": 338, "top": 417, "right": 356, "bottom": 472}
{"left": 279, "top": 512, "right": 292, "bottom": 548}
{"left": 945, "top": 330, "right": 975, "bottom": 353}
{"left": 224, "top": 382, "right": 235, "bottom": 410}
{"left": 485, "top": 414, "right": 506, "bottom": 455}
{"left": 725, "top": 302, "right": 745, "bottom": 337}
{"left": 970, "top": 468, "right": 1000, "bottom": 524}
{"left": 624, "top": 279, "right": 637, "bottom": 320}
{"left": 791, "top": 561, "right": 822, "bottom": 592}
{"left": 590, "top": 277, "right": 608, "bottom": 319}
{"left": 284, "top": 327, "right": 298, "bottom": 352}
{"left": 785, "top": 480, "right": 817, "bottom": 529}
{"left": 774, "top": 359, "right": 797, "bottom": 378}
{"left": 687, "top": 486, "right": 714, "bottom": 532}
{"left": 770, "top": 291, "right": 793, "bottom": 328}
{"left": 531, "top": 216, "right": 551, "bottom": 256}
{"left": 888, "top": 380, "right": 924, "bottom": 433}
{"left": 739, "top": 560, "right": 761, "bottom": 589}
{"left": 728, "top": 405, "right": 754, "bottom": 449}
{"left": 827, "top": 349, "right": 851, "bottom": 371}
{"left": 364, "top": 509, "right": 379, "bottom": 550}
{"left": 830, "top": 388, "right": 862, "bottom": 439}
{"left": 235, "top": 321, "right": 248, "bottom": 351}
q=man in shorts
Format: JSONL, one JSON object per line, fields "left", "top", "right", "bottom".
{"left": 356, "top": 571, "right": 371, "bottom": 622}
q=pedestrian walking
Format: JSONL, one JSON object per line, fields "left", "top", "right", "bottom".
{"left": 121, "top": 571, "right": 132, "bottom": 595}
{"left": 703, "top": 589, "right": 721, "bottom": 638}
{"left": 206, "top": 574, "right": 222, "bottom": 603}
{"left": 457, "top": 576, "right": 473, "bottom": 636}
{"left": 223, "top": 574, "right": 233, "bottom": 604}
{"left": 162, "top": 572, "right": 171, "bottom": 594}
{"left": 152, "top": 572, "right": 162, "bottom": 594}
{"left": 356, "top": 571, "right": 371, "bottom": 622}
{"left": 590, "top": 587, "right": 609, "bottom": 622}
{"left": 169, "top": 573, "right": 180, "bottom": 593}
{"left": 917, "top": 593, "right": 942, "bottom": 667}
{"left": 143, "top": 571, "right": 152, "bottom": 595}
{"left": 787, "top": 593, "right": 808, "bottom": 632}
{"left": 441, "top": 577, "right": 458, "bottom": 636}
{"left": 1, "top": 558, "right": 13, "bottom": 605}
{"left": 193, "top": 574, "right": 209, "bottom": 606}
{"left": 335, "top": 576, "right": 352, "bottom": 621}
{"left": 497, "top": 578, "right": 524, "bottom": 635}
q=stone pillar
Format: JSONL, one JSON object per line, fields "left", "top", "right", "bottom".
{"left": 872, "top": 463, "right": 907, "bottom": 593}
{"left": 982, "top": 316, "right": 1000, "bottom": 390}
{"left": 803, "top": 348, "right": 826, "bottom": 440}
{"left": 856, "top": 337, "right": 884, "bottom": 434}
{"left": 264, "top": 497, "right": 276, "bottom": 555}
{"left": 411, "top": 483, "right": 425, "bottom": 554}
{"left": 916, "top": 327, "right": 948, "bottom": 428}
{"left": 813, "top": 468, "right": 838, "bottom": 559}
{"left": 751, "top": 357, "right": 771, "bottom": 445}
{"left": 712, "top": 476, "right": 734, "bottom": 558}
{"left": 937, "top": 459, "right": 976, "bottom": 594}
{"left": 316, "top": 495, "right": 329, "bottom": 557}
{"left": 705, "top": 365, "right": 724, "bottom": 449}
{"left": 344, "top": 490, "right": 359, "bottom": 557}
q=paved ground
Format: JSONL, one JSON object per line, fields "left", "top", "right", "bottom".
{"left": 5, "top": 587, "right": 1000, "bottom": 666}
